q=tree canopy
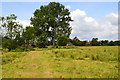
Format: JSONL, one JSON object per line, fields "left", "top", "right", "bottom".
{"left": 31, "top": 2, "right": 73, "bottom": 47}
{"left": 0, "top": 14, "right": 22, "bottom": 39}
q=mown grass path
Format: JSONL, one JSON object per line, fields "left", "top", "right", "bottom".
{"left": 3, "top": 51, "right": 54, "bottom": 78}
{"left": 2, "top": 46, "right": 118, "bottom": 78}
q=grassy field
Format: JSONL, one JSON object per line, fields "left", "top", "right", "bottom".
{"left": 2, "top": 46, "right": 118, "bottom": 78}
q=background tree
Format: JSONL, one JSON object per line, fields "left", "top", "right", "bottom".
{"left": 100, "top": 40, "right": 109, "bottom": 46}
{"left": 0, "top": 14, "right": 23, "bottom": 51}
{"left": 57, "top": 35, "right": 68, "bottom": 46}
{"left": 91, "top": 38, "right": 100, "bottom": 46}
{"left": 36, "top": 33, "right": 48, "bottom": 48}
{"left": 0, "top": 14, "right": 22, "bottom": 39}
{"left": 112, "top": 41, "right": 120, "bottom": 46}
{"left": 79, "top": 41, "right": 87, "bottom": 46}
{"left": 31, "top": 2, "right": 73, "bottom": 47}
{"left": 72, "top": 37, "right": 81, "bottom": 46}
{"left": 23, "top": 26, "right": 35, "bottom": 46}
{"left": 2, "top": 37, "right": 11, "bottom": 51}
{"left": 15, "top": 31, "right": 25, "bottom": 47}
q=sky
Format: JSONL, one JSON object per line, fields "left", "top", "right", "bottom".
{"left": 1, "top": 2, "right": 118, "bottom": 41}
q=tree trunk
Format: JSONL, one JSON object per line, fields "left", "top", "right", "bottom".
{"left": 52, "top": 38, "right": 55, "bottom": 48}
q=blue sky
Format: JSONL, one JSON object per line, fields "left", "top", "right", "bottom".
{"left": 2, "top": 2, "right": 118, "bottom": 20}
{"left": 1, "top": 2, "right": 118, "bottom": 40}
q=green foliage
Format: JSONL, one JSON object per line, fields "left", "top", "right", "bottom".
{"left": 37, "top": 41, "right": 46, "bottom": 48}
{"left": 25, "top": 26, "right": 35, "bottom": 40}
{"left": 71, "top": 37, "right": 87, "bottom": 46}
{"left": 72, "top": 37, "right": 81, "bottom": 46}
{"left": 15, "top": 47, "right": 26, "bottom": 52}
{"left": 2, "top": 38, "right": 11, "bottom": 50}
{"left": 26, "top": 46, "right": 35, "bottom": 51}
{"left": 91, "top": 38, "right": 100, "bottom": 46}
{"left": 0, "top": 14, "right": 22, "bottom": 39}
{"left": 36, "top": 33, "right": 48, "bottom": 48}
{"left": 22, "top": 26, "right": 35, "bottom": 46}
{"left": 1, "top": 14, "right": 24, "bottom": 51}
{"left": 108, "top": 41, "right": 120, "bottom": 46}
{"left": 100, "top": 40, "right": 109, "bottom": 46}
{"left": 31, "top": 2, "right": 73, "bottom": 46}
{"left": 15, "top": 46, "right": 35, "bottom": 52}
{"left": 57, "top": 35, "right": 68, "bottom": 46}
{"left": 2, "top": 38, "right": 18, "bottom": 51}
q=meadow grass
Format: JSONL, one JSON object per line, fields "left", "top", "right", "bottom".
{"left": 2, "top": 46, "right": 118, "bottom": 78}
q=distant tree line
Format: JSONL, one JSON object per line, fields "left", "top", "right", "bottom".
{"left": 0, "top": 2, "right": 120, "bottom": 52}
{"left": 69, "top": 37, "right": 120, "bottom": 46}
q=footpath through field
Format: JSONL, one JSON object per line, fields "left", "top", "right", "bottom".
{"left": 2, "top": 46, "right": 118, "bottom": 78}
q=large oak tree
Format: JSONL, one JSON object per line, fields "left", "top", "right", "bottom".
{"left": 31, "top": 2, "right": 73, "bottom": 46}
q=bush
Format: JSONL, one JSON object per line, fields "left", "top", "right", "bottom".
{"left": 2, "top": 48, "right": 9, "bottom": 53}
{"left": 15, "top": 46, "right": 35, "bottom": 52}
{"left": 15, "top": 47, "right": 26, "bottom": 52}
{"left": 57, "top": 35, "right": 68, "bottom": 46}
{"left": 37, "top": 41, "right": 46, "bottom": 48}
{"left": 2, "top": 38, "right": 18, "bottom": 51}
{"left": 26, "top": 46, "right": 35, "bottom": 51}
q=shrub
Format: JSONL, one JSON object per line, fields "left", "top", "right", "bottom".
{"left": 2, "top": 48, "right": 9, "bottom": 53}
{"left": 15, "top": 47, "right": 26, "bottom": 52}
{"left": 37, "top": 41, "right": 46, "bottom": 48}
{"left": 26, "top": 46, "right": 35, "bottom": 51}
{"left": 57, "top": 35, "right": 68, "bottom": 46}
{"left": 2, "top": 38, "right": 18, "bottom": 51}
{"left": 15, "top": 46, "right": 34, "bottom": 52}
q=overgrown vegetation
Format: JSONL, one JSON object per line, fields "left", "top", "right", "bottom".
{"left": 2, "top": 46, "right": 118, "bottom": 78}
{"left": 2, "top": 52, "right": 26, "bottom": 65}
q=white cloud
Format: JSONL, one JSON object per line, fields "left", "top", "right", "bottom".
{"left": 105, "top": 13, "right": 118, "bottom": 26}
{"left": 17, "top": 19, "right": 30, "bottom": 28}
{"left": 70, "top": 9, "right": 118, "bottom": 41}
{"left": 70, "top": 9, "right": 86, "bottom": 17}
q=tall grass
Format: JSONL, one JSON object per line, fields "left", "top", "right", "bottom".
{"left": 2, "top": 52, "right": 26, "bottom": 65}
{"left": 49, "top": 46, "right": 118, "bottom": 62}
{"left": 2, "top": 46, "right": 118, "bottom": 78}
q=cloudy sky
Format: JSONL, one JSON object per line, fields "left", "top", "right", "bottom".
{"left": 2, "top": 2, "right": 118, "bottom": 41}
